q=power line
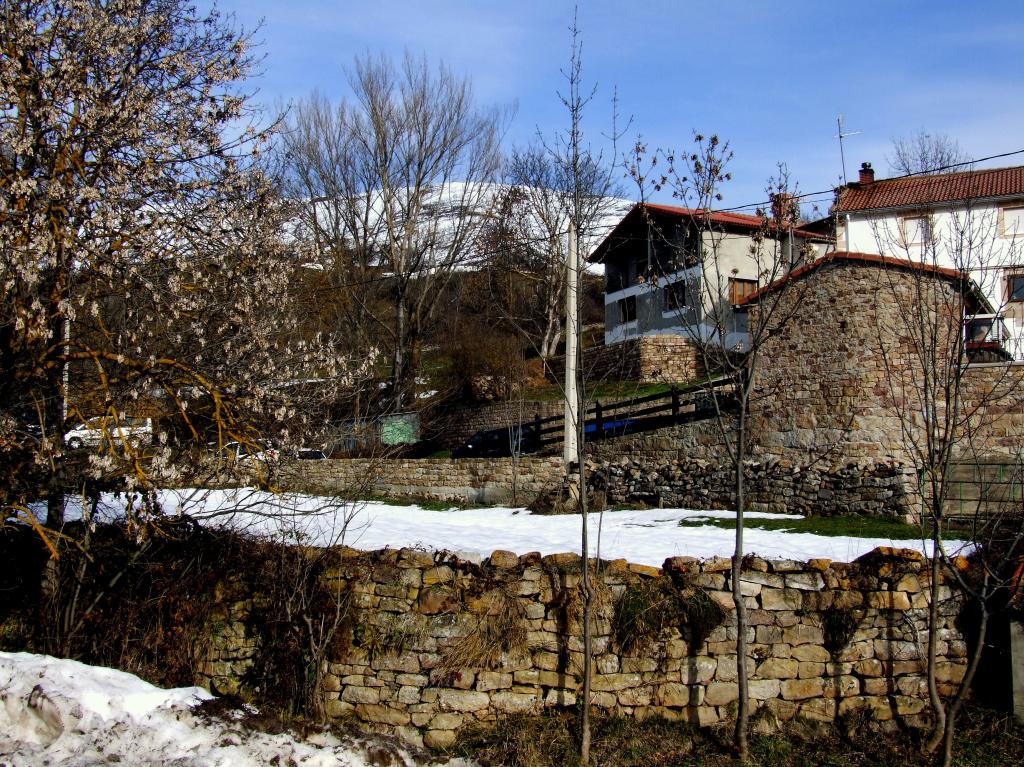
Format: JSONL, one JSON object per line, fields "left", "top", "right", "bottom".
{"left": 714, "top": 147, "right": 1024, "bottom": 215}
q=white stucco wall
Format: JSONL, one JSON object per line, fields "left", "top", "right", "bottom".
{"left": 837, "top": 200, "right": 1024, "bottom": 358}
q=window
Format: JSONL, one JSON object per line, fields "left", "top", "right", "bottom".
{"left": 901, "top": 215, "right": 931, "bottom": 246}
{"left": 1008, "top": 274, "right": 1024, "bottom": 303}
{"left": 617, "top": 295, "right": 637, "bottom": 324}
{"left": 1002, "top": 205, "right": 1024, "bottom": 238}
{"left": 729, "top": 278, "right": 757, "bottom": 305}
{"left": 663, "top": 280, "right": 688, "bottom": 312}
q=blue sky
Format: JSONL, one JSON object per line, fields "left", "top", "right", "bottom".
{"left": 205, "top": 0, "right": 1024, "bottom": 216}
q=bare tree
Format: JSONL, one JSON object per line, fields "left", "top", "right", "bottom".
{"left": 868, "top": 203, "right": 1024, "bottom": 766}
{"left": 887, "top": 130, "right": 968, "bottom": 175}
{"left": 628, "top": 137, "right": 813, "bottom": 760}
{"left": 282, "top": 54, "right": 507, "bottom": 412}
{"left": 0, "top": 0, "right": 352, "bottom": 530}
{"left": 481, "top": 145, "right": 622, "bottom": 364}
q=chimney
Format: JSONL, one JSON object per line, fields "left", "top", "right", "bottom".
{"left": 858, "top": 162, "right": 875, "bottom": 185}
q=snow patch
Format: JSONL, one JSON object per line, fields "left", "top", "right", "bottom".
{"left": 0, "top": 652, "right": 470, "bottom": 766}
{"left": 40, "top": 487, "right": 964, "bottom": 566}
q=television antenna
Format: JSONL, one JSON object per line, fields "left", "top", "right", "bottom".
{"left": 835, "top": 114, "right": 862, "bottom": 184}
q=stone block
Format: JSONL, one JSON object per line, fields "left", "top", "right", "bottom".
{"left": 784, "top": 572, "right": 825, "bottom": 591}
{"left": 782, "top": 624, "right": 824, "bottom": 646}
{"left": 491, "top": 691, "right": 540, "bottom": 714}
{"left": 397, "top": 686, "right": 421, "bottom": 705}
{"left": 436, "top": 689, "right": 490, "bottom": 712}
{"left": 867, "top": 591, "right": 912, "bottom": 610}
{"left": 591, "top": 673, "right": 643, "bottom": 692}
{"left": 628, "top": 563, "right": 662, "bottom": 578}
{"left": 489, "top": 550, "right": 519, "bottom": 569}
{"left": 621, "top": 656, "right": 659, "bottom": 673}
{"left": 617, "top": 686, "right": 653, "bottom": 706}
{"left": 748, "top": 679, "right": 782, "bottom": 700}
{"left": 544, "top": 688, "right": 577, "bottom": 707}
{"left": 761, "top": 588, "right": 802, "bottom": 611}
{"left": 679, "top": 657, "right": 717, "bottom": 685}
{"left": 342, "top": 686, "right": 380, "bottom": 705}
{"left": 824, "top": 675, "right": 859, "bottom": 697}
{"left": 781, "top": 678, "right": 825, "bottom": 701}
{"left": 656, "top": 683, "right": 696, "bottom": 707}
{"left": 423, "top": 565, "right": 454, "bottom": 586}
{"left": 790, "top": 644, "right": 830, "bottom": 663}
{"left": 476, "top": 671, "right": 513, "bottom": 691}
{"left": 595, "top": 654, "right": 619, "bottom": 674}
{"left": 355, "top": 703, "right": 411, "bottom": 726}
{"left": 757, "top": 658, "right": 798, "bottom": 679}
{"left": 798, "top": 661, "right": 826, "bottom": 679}
{"left": 424, "top": 729, "right": 457, "bottom": 749}
{"left": 704, "top": 682, "right": 740, "bottom": 706}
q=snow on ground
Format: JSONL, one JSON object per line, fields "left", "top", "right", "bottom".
{"left": 50, "top": 488, "right": 965, "bottom": 566}
{"left": 0, "top": 652, "right": 468, "bottom": 767}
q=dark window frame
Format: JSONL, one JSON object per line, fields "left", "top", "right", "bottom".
{"left": 663, "top": 280, "right": 688, "bottom": 312}
{"left": 1008, "top": 274, "right": 1024, "bottom": 303}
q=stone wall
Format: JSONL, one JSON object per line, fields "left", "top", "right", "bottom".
{"left": 548, "top": 335, "right": 705, "bottom": 385}
{"left": 281, "top": 457, "right": 564, "bottom": 506}
{"left": 592, "top": 456, "right": 918, "bottom": 517}
{"left": 747, "top": 257, "right": 1024, "bottom": 467}
{"left": 958, "top": 362, "right": 1024, "bottom": 458}
{"left": 199, "top": 546, "right": 966, "bottom": 748}
{"left": 747, "top": 259, "right": 947, "bottom": 466}
{"left": 443, "top": 400, "right": 565, "bottom": 449}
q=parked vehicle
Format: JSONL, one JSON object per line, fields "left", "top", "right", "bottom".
{"left": 292, "top": 447, "right": 327, "bottom": 460}
{"left": 65, "top": 416, "right": 152, "bottom": 450}
{"left": 452, "top": 424, "right": 539, "bottom": 458}
{"left": 220, "top": 440, "right": 280, "bottom": 464}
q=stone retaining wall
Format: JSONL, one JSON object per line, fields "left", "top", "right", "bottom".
{"left": 280, "top": 457, "right": 564, "bottom": 505}
{"left": 199, "top": 546, "right": 966, "bottom": 749}
{"left": 592, "top": 456, "right": 919, "bottom": 517}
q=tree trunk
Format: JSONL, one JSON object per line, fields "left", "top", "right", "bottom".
{"left": 924, "top": 504, "right": 947, "bottom": 754}
{"left": 732, "top": 410, "right": 750, "bottom": 762}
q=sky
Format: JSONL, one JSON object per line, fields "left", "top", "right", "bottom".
{"left": 201, "top": 0, "right": 1024, "bottom": 217}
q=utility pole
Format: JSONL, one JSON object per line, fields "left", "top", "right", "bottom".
{"left": 564, "top": 218, "right": 580, "bottom": 468}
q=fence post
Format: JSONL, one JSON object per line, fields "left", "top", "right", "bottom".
{"left": 595, "top": 401, "right": 604, "bottom": 438}
{"left": 671, "top": 386, "right": 679, "bottom": 418}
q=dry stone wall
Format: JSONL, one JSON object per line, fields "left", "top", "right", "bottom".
{"left": 199, "top": 545, "right": 966, "bottom": 748}
{"left": 280, "top": 456, "right": 564, "bottom": 505}
{"left": 592, "top": 456, "right": 919, "bottom": 517}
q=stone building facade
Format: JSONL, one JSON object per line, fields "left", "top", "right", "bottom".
{"left": 744, "top": 252, "right": 1024, "bottom": 466}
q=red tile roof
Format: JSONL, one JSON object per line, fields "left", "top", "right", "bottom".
{"left": 641, "top": 202, "right": 828, "bottom": 240}
{"left": 835, "top": 165, "right": 1024, "bottom": 213}
{"left": 735, "top": 251, "right": 983, "bottom": 308}
{"left": 589, "top": 201, "right": 830, "bottom": 262}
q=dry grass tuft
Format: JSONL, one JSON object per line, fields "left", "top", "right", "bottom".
{"left": 436, "top": 586, "right": 527, "bottom": 674}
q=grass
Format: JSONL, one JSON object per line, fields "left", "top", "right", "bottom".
{"left": 677, "top": 513, "right": 930, "bottom": 540}
{"left": 356, "top": 494, "right": 479, "bottom": 511}
{"left": 447, "top": 705, "right": 1024, "bottom": 767}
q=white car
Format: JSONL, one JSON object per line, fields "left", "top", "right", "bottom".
{"left": 220, "top": 440, "right": 280, "bottom": 465}
{"left": 65, "top": 416, "right": 152, "bottom": 450}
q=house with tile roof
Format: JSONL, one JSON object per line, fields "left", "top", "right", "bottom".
{"left": 834, "top": 162, "right": 1024, "bottom": 358}
{"left": 588, "top": 201, "right": 832, "bottom": 347}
